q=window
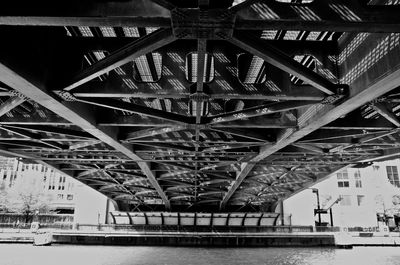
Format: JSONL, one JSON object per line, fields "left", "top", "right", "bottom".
{"left": 387, "top": 166, "right": 400, "bottom": 187}
{"left": 49, "top": 175, "right": 56, "bottom": 190}
{"left": 58, "top": 176, "right": 63, "bottom": 190}
{"left": 339, "top": 195, "right": 352, "bottom": 206}
{"left": 338, "top": 181, "right": 349, "bottom": 188}
{"left": 357, "top": 195, "right": 365, "bottom": 206}
{"left": 58, "top": 176, "right": 66, "bottom": 190}
{"left": 354, "top": 170, "right": 362, "bottom": 188}
{"left": 67, "top": 182, "right": 74, "bottom": 191}
{"left": 67, "top": 194, "right": 74, "bottom": 201}
{"left": 337, "top": 171, "right": 349, "bottom": 188}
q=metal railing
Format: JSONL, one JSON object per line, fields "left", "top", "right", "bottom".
{"left": 0, "top": 222, "right": 342, "bottom": 234}
{"left": 73, "top": 224, "right": 340, "bottom": 233}
{"left": 0, "top": 222, "right": 73, "bottom": 233}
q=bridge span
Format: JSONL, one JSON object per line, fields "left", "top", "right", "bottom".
{"left": 0, "top": 0, "right": 400, "bottom": 213}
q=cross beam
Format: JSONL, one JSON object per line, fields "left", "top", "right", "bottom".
{"left": 0, "top": 96, "right": 25, "bottom": 117}
{"left": 220, "top": 38, "right": 400, "bottom": 209}
{"left": 228, "top": 31, "right": 338, "bottom": 95}
{"left": 235, "top": 0, "right": 400, "bottom": 33}
{"left": 0, "top": 60, "right": 171, "bottom": 210}
{"left": 0, "top": 0, "right": 171, "bottom": 27}
{"left": 1, "top": 1, "right": 400, "bottom": 33}
{"left": 77, "top": 98, "right": 193, "bottom": 124}
{"left": 63, "top": 28, "right": 176, "bottom": 91}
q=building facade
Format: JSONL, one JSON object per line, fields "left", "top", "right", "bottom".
{"left": 283, "top": 159, "right": 400, "bottom": 229}
{"left": 0, "top": 157, "right": 77, "bottom": 213}
{"left": 0, "top": 157, "right": 116, "bottom": 224}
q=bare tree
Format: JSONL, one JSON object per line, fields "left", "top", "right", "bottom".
{"left": 5, "top": 177, "right": 53, "bottom": 223}
{"left": 0, "top": 182, "right": 9, "bottom": 212}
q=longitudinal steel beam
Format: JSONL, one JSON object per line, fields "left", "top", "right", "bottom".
{"left": 299, "top": 129, "right": 385, "bottom": 143}
{"left": 206, "top": 101, "right": 315, "bottom": 125}
{"left": 323, "top": 112, "right": 396, "bottom": 130}
{"left": 99, "top": 115, "right": 297, "bottom": 128}
{"left": 220, "top": 47, "right": 400, "bottom": 210}
{"left": 78, "top": 98, "right": 193, "bottom": 124}
{"left": 1, "top": 0, "right": 400, "bottom": 33}
{"left": 291, "top": 143, "right": 325, "bottom": 154}
{"left": 62, "top": 38, "right": 337, "bottom": 58}
{"left": 228, "top": 31, "right": 337, "bottom": 95}
{"left": 0, "top": 60, "right": 171, "bottom": 209}
{"left": 0, "top": 96, "right": 25, "bottom": 117}
{"left": 123, "top": 126, "right": 187, "bottom": 141}
{"left": 370, "top": 103, "right": 400, "bottom": 127}
{"left": 235, "top": 0, "right": 400, "bottom": 33}
{"left": 0, "top": 16, "right": 171, "bottom": 28}
{"left": 0, "top": 0, "right": 171, "bottom": 27}
{"left": 0, "top": 126, "right": 66, "bottom": 150}
{"left": 64, "top": 28, "right": 176, "bottom": 91}
{"left": 209, "top": 128, "right": 271, "bottom": 142}
{"left": 67, "top": 82, "right": 325, "bottom": 101}
{"left": 235, "top": 19, "right": 400, "bottom": 33}
{"left": 69, "top": 140, "right": 102, "bottom": 150}
{"left": 134, "top": 142, "right": 196, "bottom": 153}
{"left": 1, "top": 124, "right": 94, "bottom": 139}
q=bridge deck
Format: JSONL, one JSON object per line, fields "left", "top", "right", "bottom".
{"left": 0, "top": 0, "right": 400, "bottom": 212}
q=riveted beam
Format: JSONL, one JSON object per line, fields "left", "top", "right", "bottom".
{"left": 63, "top": 28, "right": 176, "bottom": 91}
{"left": 206, "top": 101, "right": 315, "bottom": 125}
{"left": 220, "top": 46, "right": 400, "bottom": 210}
{"left": 235, "top": 0, "right": 400, "bottom": 32}
{"left": 0, "top": 96, "right": 25, "bottom": 117}
{"left": 228, "top": 31, "right": 338, "bottom": 95}
{"left": 0, "top": 57, "right": 170, "bottom": 210}
{"left": 0, "top": 0, "right": 171, "bottom": 27}
{"left": 122, "top": 126, "right": 187, "bottom": 141}
{"left": 1, "top": 124, "right": 94, "bottom": 139}
{"left": 370, "top": 102, "right": 400, "bottom": 127}
{"left": 77, "top": 98, "right": 194, "bottom": 124}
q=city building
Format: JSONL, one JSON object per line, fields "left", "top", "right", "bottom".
{"left": 0, "top": 157, "right": 76, "bottom": 213}
{"left": 283, "top": 159, "right": 400, "bottom": 229}
{"left": 0, "top": 156, "right": 115, "bottom": 224}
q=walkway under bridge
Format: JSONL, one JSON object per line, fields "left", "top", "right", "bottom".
{"left": 0, "top": 0, "right": 400, "bottom": 212}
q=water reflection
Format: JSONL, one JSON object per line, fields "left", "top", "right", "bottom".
{"left": 2, "top": 245, "right": 400, "bottom": 265}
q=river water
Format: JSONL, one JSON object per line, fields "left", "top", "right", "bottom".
{"left": 1, "top": 245, "right": 400, "bottom": 265}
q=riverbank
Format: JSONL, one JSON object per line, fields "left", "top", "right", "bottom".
{"left": 2, "top": 230, "right": 400, "bottom": 247}
{"left": 0, "top": 232, "right": 34, "bottom": 243}
{"left": 1, "top": 230, "right": 335, "bottom": 246}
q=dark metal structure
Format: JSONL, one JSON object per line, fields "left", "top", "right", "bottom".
{"left": 0, "top": 0, "right": 400, "bottom": 212}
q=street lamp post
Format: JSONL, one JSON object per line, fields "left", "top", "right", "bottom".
{"left": 312, "top": 188, "right": 321, "bottom": 226}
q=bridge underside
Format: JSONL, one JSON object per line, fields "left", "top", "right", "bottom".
{"left": 1, "top": 0, "right": 400, "bottom": 212}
